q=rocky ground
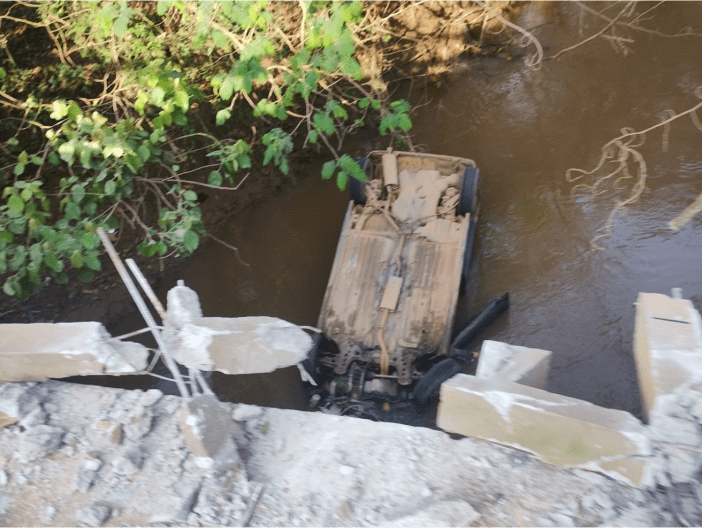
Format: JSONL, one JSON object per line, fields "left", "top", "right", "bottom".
{"left": 1, "top": 379, "right": 701, "bottom": 527}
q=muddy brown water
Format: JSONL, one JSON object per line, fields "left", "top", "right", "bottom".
{"left": 106, "top": 2, "right": 702, "bottom": 421}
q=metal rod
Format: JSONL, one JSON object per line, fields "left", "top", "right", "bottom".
{"left": 126, "top": 258, "right": 167, "bottom": 318}
{"left": 97, "top": 228, "right": 190, "bottom": 398}
{"left": 127, "top": 257, "right": 214, "bottom": 397}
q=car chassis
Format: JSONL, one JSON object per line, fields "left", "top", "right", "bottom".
{"left": 305, "top": 149, "right": 480, "bottom": 415}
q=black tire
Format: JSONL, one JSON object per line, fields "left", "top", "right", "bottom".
{"left": 451, "top": 348, "right": 473, "bottom": 365}
{"left": 301, "top": 334, "right": 322, "bottom": 385}
{"left": 458, "top": 166, "right": 480, "bottom": 216}
{"left": 350, "top": 157, "right": 370, "bottom": 204}
{"left": 413, "top": 358, "right": 463, "bottom": 403}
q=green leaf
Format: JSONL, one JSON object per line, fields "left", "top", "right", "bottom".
{"left": 9, "top": 249, "right": 26, "bottom": 270}
{"left": 308, "top": 129, "right": 318, "bottom": 144}
{"left": 183, "top": 190, "right": 198, "bottom": 202}
{"left": 13, "top": 163, "right": 25, "bottom": 177}
{"left": 371, "top": 99, "right": 381, "bottom": 110}
{"left": 67, "top": 101, "right": 82, "bottom": 121}
{"left": 65, "top": 202, "right": 81, "bottom": 221}
{"left": 313, "top": 112, "right": 335, "bottom": 135}
{"left": 183, "top": 230, "right": 199, "bottom": 252}
{"left": 336, "top": 171, "right": 348, "bottom": 191}
{"left": 96, "top": 4, "right": 118, "bottom": 36}
{"left": 69, "top": 251, "right": 84, "bottom": 269}
{"left": 83, "top": 232, "right": 98, "bottom": 250}
{"left": 20, "top": 188, "right": 32, "bottom": 202}
{"left": 58, "top": 142, "right": 76, "bottom": 164}
{"left": 137, "top": 144, "right": 151, "bottom": 163}
{"left": 44, "top": 251, "right": 63, "bottom": 273}
{"left": 208, "top": 170, "right": 223, "bottom": 187}
{"left": 157, "top": 0, "right": 172, "bottom": 16}
{"left": 138, "top": 241, "right": 157, "bottom": 257}
{"left": 71, "top": 184, "right": 86, "bottom": 204}
{"left": 212, "top": 29, "right": 228, "bottom": 49}
{"left": 174, "top": 90, "right": 189, "bottom": 112}
{"left": 358, "top": 98, "right": 370, "bottom": 109}
{"left": 398, "top": 113, "right": 412, "bottom": 131}
{"left": 8, "top": 195, "right": 24, "bottom": 215}
{"left": 321, "top": 160, "right": 336, "bottom": 180}
{"left": 3, "top": 279, "right": 17, "bottom": 297}
{"left": 114, "top": 4, "right": 132, "bottom": 36}
{"left": 216, "top": 109, "right": 231, "bottom": 126}
{"left": 155, "top": 242, "right": 167, "bottom": 255}
{"left": 48, "top": 152, "right": 60, "bottom": 166}
{"left": 104, "top": 180, "right": 117, "bottom": 196}
{"left": 84, "top": 254, "right": 101, "bottom": 271}
{"left": 220, "top": 75, "right": 235, "bottom": 101}
{"left": 50, "top": 100, "right": 68, "bottom": 120}
{"left": 151, "top": 87, "right": 166, "bottom": 106}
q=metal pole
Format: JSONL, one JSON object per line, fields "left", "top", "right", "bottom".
{"left": 126, "top": 258, "right": 167, "bottom": 318}
{"left": 126, "top": 258, "right": 214, "bottom": 397}
{"left": 97, "top": 228, "right": 190, "bottom": 398}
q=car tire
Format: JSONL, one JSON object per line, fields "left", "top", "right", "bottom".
{"left": 412, "top": 358, "right": 463, "bottom": 403}
{"left": 350, "top": 157, "right": 369, "bottom": 204}
{"left": 301, "top": 334, "right": 323, "bottom": 385}
{"left": 458, "top": 166, "right": 479, "bottom": 216}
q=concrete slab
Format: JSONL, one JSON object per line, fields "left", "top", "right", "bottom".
{"left": 476, "top": 340, "right": 552, "bottom": 389}
{"left": 169, "top": 316, "right": 312, "bottom": 375}
{"left": 181, "top": 395, "right": 236, "bottom": 459}
{"left": 633, "top": 292, "right": 702, "bottom": 422}
{"left": 0, "top": 323, "right": 148, "bottom": 382}
{"left": 437, "top": 374, "right": 650, "bottom": 486}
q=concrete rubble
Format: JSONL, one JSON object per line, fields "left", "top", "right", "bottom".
{"left": 0, "top": 379, "right": 690, "bottom": 527}
{"left": 0, "top": 288, "right": 701, "bottom": 525}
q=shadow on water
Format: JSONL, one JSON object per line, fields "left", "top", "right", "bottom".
{"left": 74, "top": 2, "right": 702, "bottom": 424}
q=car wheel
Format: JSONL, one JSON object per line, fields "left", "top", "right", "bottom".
{"left": 458, "top": 166, "right": 479, "bottom": 216}
{"left": 350, "top": 157, "right": 370, "bottom": 204}
{"left": 412, "top": 358, "right": 463, "bottom": 403}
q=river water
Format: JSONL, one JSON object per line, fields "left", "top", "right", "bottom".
{"left": 114, "top": 2, "right": 702, "bottom": 419}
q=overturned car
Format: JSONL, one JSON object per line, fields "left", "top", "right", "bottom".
{"left": 304, "top": 149, "right": 481, "bottom": 413}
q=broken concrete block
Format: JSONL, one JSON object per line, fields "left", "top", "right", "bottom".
{"left": 42, "top": 505, "right": 56, "bottom": 523}
{"left": 437, "top": 374, "right": 650, "bottom": 486}
{"left": 232, "top": 404, "right": 263, "bottom": 422}
{"left": 0, "top": 323, "right": 149, "bottom": 381}
{"left": 140, "top": 389, "right": 163, "bottom": 408}
{"left": 110, "top": 424, "right": 124, "bottom": 445}
{"left": 0, "top": 383, "right": 41, "bottom": 419}
{"left": 166, "top": 280, "right": 203, "bottom": 327}
{"left": 476, "top": 340, "right": 552, "bottom": 389}
{"left": 181, "top": 395, "right": 235, "bottom": 459}
{"left": 384, "top": 500, "right": 480, "bottom": 527}
{"left": 18, "top": 425, "right": 64, "bottom": 462}
{"left": 76, "top": 504, "right": 111, "bottom": 526}
{"left": 171, "top": 317, "right": 312, "bottom": 374}
{"left": 123, "top": 410, "right": 153, "bottom": 441}
{"left": 633, "top": 292, "right": 702, "bottom": 423}
{"left": 112, "top": 448, "right": 144, "bottom": 476}
{"left": 73, "top": 457, "right": 103, "bottom": 492}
